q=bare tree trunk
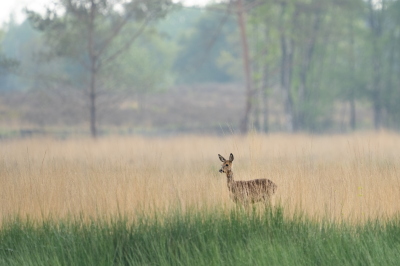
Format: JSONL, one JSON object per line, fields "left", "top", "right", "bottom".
{"left": 89, "top": 0, "right": 97, "bottom": 138}
{"left": 280, "top": 35, "right": 295, "bottom": 133}
{"left": 236, "top": 0, "right": 253, "bottom": 134}
{"left": 90, "top": 69, "right": 97, "bottom": 138}
{"left": 372, "top": 39, "right": 382, "bottom": 130}
{"left": 349, "top": 96, "right": 356, "bottom": 130}
{"left": 259, "top": 65, "right": 267, "bottom": 133}
{"left": 286, "top": 38, "right": 295, "bottom": 132}
{"left": 253, "top": 23, "right": 264, "bottom": 133}
{"left": 280, "top": 36, "right": 293, "bottom": 133}
{"left": 260, "top": 24, "right": 270, "bottom": 134}
{"left": 368, "top": 0, "right": 383, "bottom": 130}
{"left": 384, "top": 29, "right": 396, "bottom": 129}
{"left": 254, "top": 71, "right": 263, "bottom": 133}
{"left": 258, "top": 84, "right": 264, "bottom": 133}
{"left": 279, "top": 5, "right": 295, "bottom": 133}
{"left": 262, "top": 86, "right": 268, "bottom": 133}
{"left": 349, "top": 13, "right": 356, "bottom": 131}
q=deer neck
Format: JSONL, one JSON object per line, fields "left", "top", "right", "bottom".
{"left": 226, "top": 170, "right": 234, "bottom": 188}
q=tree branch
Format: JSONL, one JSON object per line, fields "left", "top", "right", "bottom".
{"left": 96, "top": 9, "right": 137, "bottom": 58}
{"left": 98, "top": 16, "right": 152, "bottom": 68}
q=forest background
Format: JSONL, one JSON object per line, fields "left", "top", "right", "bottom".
{"left": 1, "top": 0, "right": 400, "bottom": 137}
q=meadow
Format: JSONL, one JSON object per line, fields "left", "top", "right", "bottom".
{"left": 1, "top": 133, "right": 400, "bottom": 265}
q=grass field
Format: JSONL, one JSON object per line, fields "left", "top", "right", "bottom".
{"left": 1, "top": 133, "right": 400, "bottom": 264}
{"left": 1, "top": 133, "right": 400, "bottom": 221}
{"left": 1, "top": 207, "right": 400, "bottom": 265}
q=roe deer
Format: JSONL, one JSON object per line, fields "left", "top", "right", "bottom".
{"left": 218, "top": 153, "right": 277, "bottom": 206}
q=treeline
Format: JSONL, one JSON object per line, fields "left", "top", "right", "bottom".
{"left": 177, "top": 0, "right": 400, "bottom": 132}
{"left": 241, "top": 0, "right": 400, "bottom": 132}
{"left": 0, "top": 0, "right": 400, "bottom": 134}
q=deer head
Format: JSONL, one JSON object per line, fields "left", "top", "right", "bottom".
{"left": 218, "top": 153, "right": 234, "bottom": 173}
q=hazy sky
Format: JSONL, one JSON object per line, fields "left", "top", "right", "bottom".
{"left": 0, "top": 0, "right": 211, "bottom": 25}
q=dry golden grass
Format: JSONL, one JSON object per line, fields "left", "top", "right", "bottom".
{"left": 1, "top": 132, "right": 400, "bottom": 222}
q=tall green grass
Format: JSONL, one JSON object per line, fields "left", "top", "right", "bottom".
{"left": 1, "top": 206, "right": 400, "bottom": 266}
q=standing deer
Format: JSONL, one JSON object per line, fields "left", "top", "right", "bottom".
{"left": 218, "top": 153, "right": 277, "bottom": 206}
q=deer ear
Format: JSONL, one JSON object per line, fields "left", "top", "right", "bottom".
{"left": 229, "top": 153, "right": 234, "bottom": 161}
{"left": 218, "top": 154, "right": 226, "bottom": 162}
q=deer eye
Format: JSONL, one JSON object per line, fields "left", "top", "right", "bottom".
{"left": 226, "top": 164, "right": 228, "bottom": 166}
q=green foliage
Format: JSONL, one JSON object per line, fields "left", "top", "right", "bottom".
{"left": 157, "top": 7, "right": 202, "bottom": 42}
{"left": 0, "top": 55, "right": 19, "bottom": 77}
{"left": 0, "top": 2, "right": 181, "bottom": 92}
{"left": 242, "top": 0, "right": 400, "bottom": 131}
{"left": 22, "top": 0, "right": 175, "bottom": 94}
{"left": 1, "top": 0, "right": 400, "bottom": 131}
{"left": 173, "top": 6, "right": 240, "bottom": 84}
{"left": 103, "top": 33, "right": 177, "bottom": 92}
{"left": 1, "top": 207, "right": 400, "bottom": 265}
{"left": 0, "top": 26, "right": 20, "bottom": 90}
{"left": 0, "top": 20, "right": 53, "bottom": 91}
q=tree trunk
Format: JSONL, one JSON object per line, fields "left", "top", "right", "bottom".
{"left": 237, "top": 0, "right": 253, "bottom": 134}
{"left": 371, "top": 33, "right": 382, "bottom": 130}
{"left": 349, "top": 97, "right": 356, "bottom": 130}
{"left": 263, "top": 87, "right": 268, "bottom": 133}
{"left": 259, "top": 64, "right": 269, "bottom": 134}
{"left": 280, "top": 34, "right": 295, "bottom": 133}
{"left": 297, "top": 12, "right": 321, "bottom": 131}
{"left": 253, "top": 22, "right": 264, "bottom": 133}
{"left": 259, "top": 23, "right": 270, "bottom": 134}
{"left": 280, "top": 36, "right": 293, "bottom": 133}
{"left": 89, "top": 0, "right": 97, "bottom": 138}
{"left": 260, "top": 47, "right": 269, "bottom": 133}
{"left": 279, "top": 3, "right": 295, "bottom": 133}
{"left": 286, "top": 38, "right": 295, "bottom": 132}
{"left": 368, "top": 0, "right": 383, "bottom": 131}
{"left": 257, "top": 82, "right": 264, "bottom": 133}
{"left": 372, "top": 58, "right": 382, "bottom": 130}
{"left": 384, "top": 31, "right": 396, "bottom": 129}
{"left": 90, "top": 69, "right": 97, "bottom": 138}
{"left": 349, "top": 13, "right": 356, "bottom": 131}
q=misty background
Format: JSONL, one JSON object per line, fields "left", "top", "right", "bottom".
{"left": 0, "top": 0, "right": 399, "bottom": 138}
